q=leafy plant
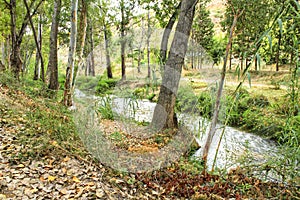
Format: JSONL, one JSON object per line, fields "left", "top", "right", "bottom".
{"left": 97, "top": 97, "right": 114, "bottom": 120}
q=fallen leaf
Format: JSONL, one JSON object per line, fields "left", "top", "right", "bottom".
{"left": 60, "top": 188, "right": 68, "bottom": 195}
{"left": 72, "top": 176, "right": 80, "bottom": 183}
{"left": 48, "top": 175, "right": 56, "bottom": 182}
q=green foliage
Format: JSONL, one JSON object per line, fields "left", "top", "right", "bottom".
{"left": 96, "top": 77, "right": 118, "bottom": 95}
{"left": 110, "top": 131, "right": 124, "bottom": 141}
{"left": 178, "top": 157, "right": 204, "bottom": 175}
{"left": 209, "top": 36, "right": 227, "bottom": 66}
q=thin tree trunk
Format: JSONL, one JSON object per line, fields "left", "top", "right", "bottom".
{"left": 137, "top": 18, "right": 145, "bottom": 74}
{"left": 34, "top": 14, "right": 42, "bottom": 80}
{"left": 120, "top": 0, "right": 126, "bottom": 80}
{"left": 24, "top": 0, "right": 44, "bottom": 82}
{"left": 151, "top": 0, "right": 198, "bottom": 130}
{"left": 147, "top": 9, "right": 151, "bottom": 79}
{"left": 1, "top": 42, "right": 6, "bottom": 65}
{"left": 275, "top": 30, "right": 281, "bottom": 72}
{"left": 89, "top": 23, "right": 95, "bottom": 76}
{"left": 202, "top": 11, "right": 241, "bottom": 173}
{"left": 104, "top": 25, "right": 113, "bottom": 78}
{"left": 4, "top": 36, "right": 10, "bottom": 68}
{"left": 64, "top": 0, "right": 78, "bottom": 106}
{"left": 229, "top": 44, "right": 232, "bottom": 70}
{"left": 255, "top": 56, "right": 258, "bottom": 71}
{"left": 47, "top": 0, "right": 61, "bottom": 90}
{"left": 160, "top": 2, "right": 182, "bottom": 71}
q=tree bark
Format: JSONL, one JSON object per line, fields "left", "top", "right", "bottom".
{"left": 34, "top": 14, "right": 42, "bottom": 80}
{"left": 120, "top": 0, "right": 126, "bottom": 80}
{"left": 147, "top": 9, "right": 151, "bottom": 79}
{"left": 104, "top": 25, "right": 113, "bottom": 78}
{"left": 64, "top": 0, "right": 78, "bottom": 106}
{"left": 160, "top": 2, "right": 182, "bottom": 71}
{"left": 151, "top": 0, "right": 198, "bottom": 130}
{"left": 275, "top": 30, "right": 281, "bottom": 72}
{"left": 88, "top": 23, "right": 95, "bottom": 76}
{"left": 74, "top": 0, "right": 87, "bottom": 82}
{"left": 47, "top": 0, "right": 61, "bottom": 90}
{"left": 9, "top": 0, "right": 22, "bottom": 79}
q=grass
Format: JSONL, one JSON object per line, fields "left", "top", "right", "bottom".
{"left": 0, "top": 72, "right": 86, "bottom": 160}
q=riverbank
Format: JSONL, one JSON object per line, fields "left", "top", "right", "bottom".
{"left": 1, "top": 72, "right": 299, "bottom": 199}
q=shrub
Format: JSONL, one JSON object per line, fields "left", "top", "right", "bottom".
{"left": 96, "top": 77, "right": 118, "bottom": 95}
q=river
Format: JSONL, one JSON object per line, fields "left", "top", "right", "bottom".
{"left": 74, "top": 89, "right": 279, "bottom": 180}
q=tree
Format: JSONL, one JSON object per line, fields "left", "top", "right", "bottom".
{"left": 202, "top": 9, "right": 242, "bottom": 172}
{"left": 96, "top": 0, "right": 113, "bottom": 78}
{"left": 151, "top": 0, "right": 198, "bottom": 130}
{"left": 4, "top": 0, "right": 43, "bottom": 79}
{"left": 63, "top": 0, "right": 78, "bottom": 106}
{"left": 33, "top": 14, "right": 43, "bottom": 80}
{"left": 47, "top": 0, "right": 61, "bottom": 90}
{"left": 74, "top": 0, "right": 88, "bottom": 80}
{"left": 222, "top": 0, "right": 275, "bottom": 70}
{"left": 191, "top": 1, "right": 214, "bottom": 69}
{"left": 159, "top": 1, "right": 181, "bottom": 69}
{"left": 118, "top": 0, "right": 136, "bottom": 80}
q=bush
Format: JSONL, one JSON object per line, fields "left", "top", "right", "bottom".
{"left": 96, "top": 77, "right": 118, "bottom": 95}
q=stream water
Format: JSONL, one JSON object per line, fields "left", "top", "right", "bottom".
{"left": 74, "top": 89, "right": 279, "bottom": 178}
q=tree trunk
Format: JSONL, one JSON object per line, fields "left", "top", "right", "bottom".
{"left": 147, "top": 9, "right": 151, "bottom": 79}
{"left": 47, "top": 0, "right": 61, "bottom": 90}
{"left": 255, "top": 55, "right": 258, "bottom": 71}
{"left": 88, "top": 23, "right": 95, "bottom": 76}
{"left": 104, "top": 25, "right": 113, "bottom": 78}
{"left": 9, "top": 0, "right": 22, "bottom": 79}
{"left": 275, "top": 30, "right": 281, "bottom": 72}
{"left": 3, "top": 36, "right": 10, "bottom": 68}
{"left": 229, "top": 44, "right": 232, "bottom": 70}
{"left": 137, "top": 18, "right": 145, "bottom": 74}
{"left": 160, "top": 2, "right": 182, "bottom": 71}
{"left": 202, "top": 12, "right": 240, "bottom": 172}
{"left": 64, "top": 0, "right": 78, "bottom": 106}
{"left": 23, "top": 0, "right": 45, "bottom": 82}
{"left": 74, "top": 0, "right": 87, "bottom": 82}
{"left": 34, "top": 14, "right": 42, "bottom": 80}
{"left": 151, "top": 0, "right": 197, "bottom": 130}
{"left": 8, "top": 0, "right": 43, "bottom": 79}
{"left": 120, "top": 0, "right": 127, "bottom": 80}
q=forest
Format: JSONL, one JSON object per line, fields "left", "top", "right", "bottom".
{"left": 0, "top": 0, "right": 299, "bottom": 199}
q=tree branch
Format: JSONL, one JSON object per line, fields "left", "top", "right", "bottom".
{"left": 17, "top": 0, "right": 44, "bottom": 45}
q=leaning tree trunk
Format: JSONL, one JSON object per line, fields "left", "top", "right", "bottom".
{"left": 160, "top": 2, "right": 182, "bottom": 72}
{"left": 64, "top": 0, "right": 78, "bottom": 106}
{"left": 23, "top": 0, "right": 45, "bottom": 82}
{"left": 151, "top": 0, "right": 198, "bottom": 130}
{"left": 47, "top": 0, "right": 61, "bottom": 90}
{"left": 202, "top": 11, "right": 241, "bottom": 173}
{"left": 34, "top": 14, "right": 42, "bottom": 80}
